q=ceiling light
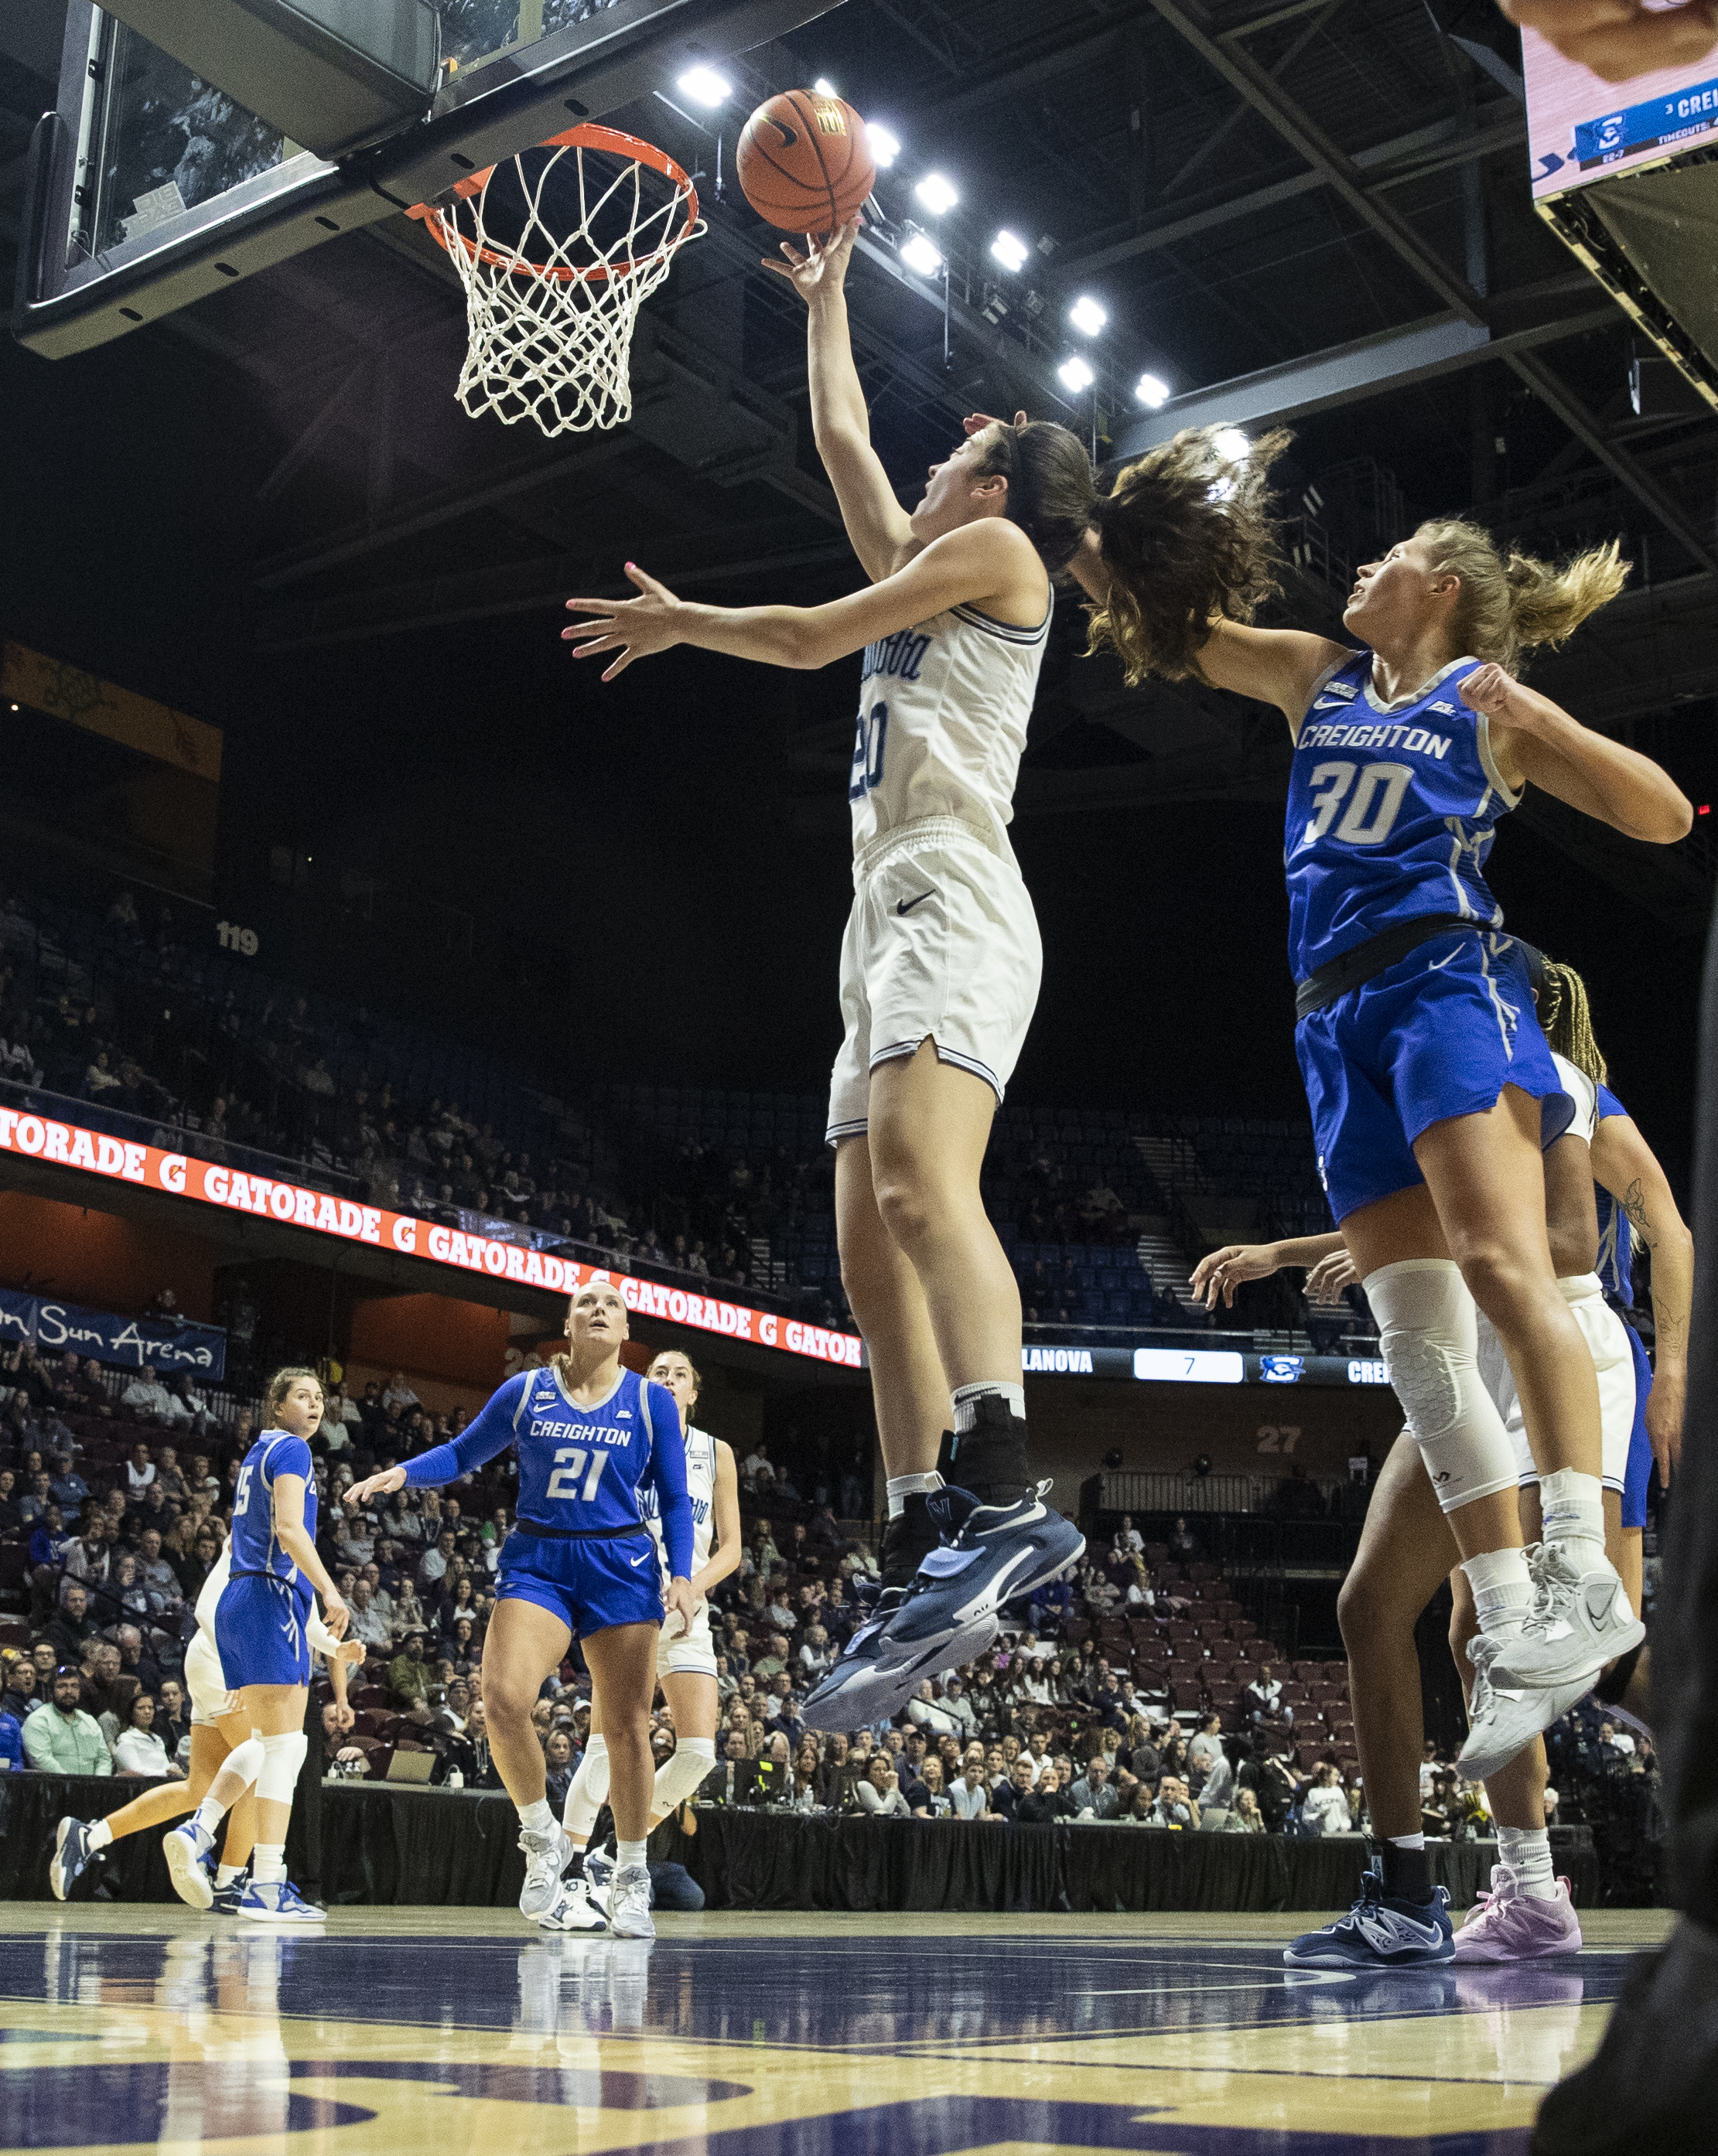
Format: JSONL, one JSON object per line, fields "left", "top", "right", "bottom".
{"left": 814, "top": 77, "right": 837, "bottom": 96}
{"left": 990, "top": 229, "right": 1029, "bottom": 273}
{"left": 914, "top": 172, "right": 959, "bottom": 216}
{"left": 867, "top": 123, "right": 900, "bottom": 168}
{"left": 1135, "top": 372, "right": 1170, "bottom": 409}
{"left": 1068, "top": 295, "right": 1107, "bottom": 336}
{"left": 900, "top": 232, "right": 944, "bottom": 277}
{"left": 1057, "top": 355, "right": 1095, "bottom": 394}
{"left": 1213, "top": 427, "right": 1251, "bottom": 462}
{"left": 675, "top": 65, "right": 732, "bottom": 107}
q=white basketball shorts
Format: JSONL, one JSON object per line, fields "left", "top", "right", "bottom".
{"left": 825, "top": 815, "right": 1042, "bottom": 1144}
{"left": 1477, "top": 1273, "right": 1636, "bottom": 1494}
{"left": 184, "top": 1629, "right": 237, "bottom": 1726}
{"left": 656, "top": 1600, "right": 718, "bottom": 1680}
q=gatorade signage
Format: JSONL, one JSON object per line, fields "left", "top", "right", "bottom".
{"left": 0, "top": 1104, "right": 862, "bottom": 1370}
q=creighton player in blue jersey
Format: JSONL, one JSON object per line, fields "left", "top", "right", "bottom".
{"left": 1069, "top": 444, "right": 1690, "bottom": 1782}
{"left": 346, "top": 1280, "right": 694, "bottom": 1940}
{"left": 164, "top": 1365, "right": 350, "bottom": 1924}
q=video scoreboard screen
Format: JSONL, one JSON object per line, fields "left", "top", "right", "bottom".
{"left": 1525, "top": 7, "right": 1718, "bottom": 199}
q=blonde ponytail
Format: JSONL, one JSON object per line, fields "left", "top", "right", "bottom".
{"left": 1418, "top": 520, "right": 1628, "bottom": 674}
{"left": 1535, "top": 957, "right": 1608, "bottom": 1087}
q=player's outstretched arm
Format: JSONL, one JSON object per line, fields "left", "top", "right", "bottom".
{"left": 1591, "top": 1113, "right": 1695, "bottom": 1482}
{"left": 348, "top": 1376, "right": 524, "bottom": 1506}
{"left": 1501, "top": 2, "right": 1718, "bottom": 83}
{"left": 563, "top": 521, "right": 1040, "bottom": 679}
{"left": 1461, "top": 666, "right": 1692, "bottom": 841}
{"left": 1191, "top": 1233, "right": 1346, "bottom": 1310}
{"left": 764, "top": 215, "right": 915, "bottom": 583}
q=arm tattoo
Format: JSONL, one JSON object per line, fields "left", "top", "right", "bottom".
{"left": 1620, "top": 1179, "right": 1651, "bottom": 1238}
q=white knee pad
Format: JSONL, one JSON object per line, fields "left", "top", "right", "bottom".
{"left": 563, "top": 1734, "right": 610, "bottom": 1838}
{"left": 218, "top": 1734, "right": 267, "bottom": 1796}
{"left": 1366, "top": 1259, "right": 1520, "bottom": 1514}
{"left": 255, "top": 1730, "right": 307, "bottom": 1806}
{"left": 652, "top": 1737, "right": 717, "bottom": 1813}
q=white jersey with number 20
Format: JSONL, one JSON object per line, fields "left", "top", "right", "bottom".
{"left": 848, "top": 595, "right": 1053, "bottom": 863}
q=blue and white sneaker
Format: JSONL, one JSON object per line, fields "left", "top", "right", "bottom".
{"left": 869, "top": 1482, "right": 1085, "bottom": 1687}
{"left": 50, "top": 1817, "right": 102, "bottom": 1902}
{"left": 210, "top": 1871, "right": 248, "bottom": 1917}
{"left": 801, "top": 1585, "right": 929, "bottom": 1731}
{"left": 164, "top": 1820, "right": 217, "bottom": 1912}
{"left": 582, "top": 1847, "right": 613, "bottom": 1918}
{"left": 1283, "top": 1865, "right": 1454, "bottom": 1968}
{"left": 538, "top": 1878, "right": 606, "bottom": 1932}
{"left": 237, "top": 1879, "right": 326, "bottom": 1924}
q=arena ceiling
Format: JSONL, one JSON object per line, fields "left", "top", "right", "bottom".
{"left": 1, "top": 0, "right": 1714, "bottom": 940}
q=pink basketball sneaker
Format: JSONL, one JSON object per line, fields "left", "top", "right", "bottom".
{"left": 1454, "top": 1866, "right": 1583, "bottom": 1961}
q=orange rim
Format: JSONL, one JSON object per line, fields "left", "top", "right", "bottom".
{"left": 406, "top": 122, "right": 700, "bottom": 284}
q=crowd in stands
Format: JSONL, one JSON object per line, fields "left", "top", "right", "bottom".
{"left": 0, "top": 1330, "right": 1652, "bottom": 1885}
{"left": 0, "top": 879, "right": 1389, "bottom": 1346}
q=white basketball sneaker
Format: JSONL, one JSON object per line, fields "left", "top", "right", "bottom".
{"left": 608, "top": 1863, "right": 655, "bottom": 1941}
{"left": 517, "top": 1821, "right": 573, "bottom": 1919}
{"left": 1492, "top": 1543, "right": 1645, "bottom": 1689}
{"left": 1457, "top": 1632, "right": 1598, "bottom": 1781}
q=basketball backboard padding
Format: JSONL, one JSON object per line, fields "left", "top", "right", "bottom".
{"left": 14, "top": 0, "right": 845, "bottom": 360}
{"left": 97, "top": 0, "right": 442, "bottom": 159}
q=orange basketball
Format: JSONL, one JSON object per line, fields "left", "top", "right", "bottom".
{"left": 735, "top": 90, "right": 875, "bottom": 234}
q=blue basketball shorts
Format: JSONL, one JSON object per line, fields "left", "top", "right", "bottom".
{"left": 213, "top": 1572, "right": 313, "bottom": 1690}
{"left": 1619, "top": 1315, "right": 1655, "bottom": 1530}
{"left": 1295, "top": 929, "right": 1567, "bottom": 1226}
{"left": 497, "top": 1527, "right": 665, "bottom": 1639}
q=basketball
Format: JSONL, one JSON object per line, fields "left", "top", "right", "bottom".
{"left": 735, "top": 90, "right": 875, "bottom": 234}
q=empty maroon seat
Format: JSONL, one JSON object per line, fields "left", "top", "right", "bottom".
{"left": 1230, "top": 1661, "right": 1259, "bottom": 1688}
{"left": 1205, "top": 1636, "right": 1240, "bottom": 1663}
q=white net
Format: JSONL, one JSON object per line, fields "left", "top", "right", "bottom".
{"left": 414, "top": 126, "right": 704, "bottom": 438}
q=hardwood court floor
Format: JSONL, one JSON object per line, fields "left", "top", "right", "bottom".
{"left": 0, "top": 1903, "right": 1673, "bottom": 2153}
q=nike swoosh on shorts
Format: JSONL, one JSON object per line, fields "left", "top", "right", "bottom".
{"left": 896, "top": 891, "right": 935, "bottom": 915}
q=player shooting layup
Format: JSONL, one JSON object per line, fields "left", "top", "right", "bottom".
{"left": 562, "top": 215, "right": 1092, "bottom": 1727}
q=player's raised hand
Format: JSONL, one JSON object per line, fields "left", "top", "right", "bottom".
{"left": 1190, "top": 1243, "right": 1281, "bottom": 1309}
{"left": 562, "top": 564, "right": 683, "bottom": 680}
{"left": 762, "top": 214, "right": 860, "bottom": 301}
{"left": 1501, "top": 2, "right": 1718, "bottom": 84}
{"left": 345, "top": 1465, "right": 407, "bottom": 1507}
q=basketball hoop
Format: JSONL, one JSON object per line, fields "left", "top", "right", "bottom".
{"left": 408, "top": 124, "right": 704, "bottom": 438}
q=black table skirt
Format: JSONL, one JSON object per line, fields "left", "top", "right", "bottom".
{"left": 0, "top": 1776, "right": 1599, "bottom": 1912}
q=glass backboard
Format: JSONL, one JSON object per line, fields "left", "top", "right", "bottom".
{"left": 15, "top": 0, "right": 841, "bottom": 357}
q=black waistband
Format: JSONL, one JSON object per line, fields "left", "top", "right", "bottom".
{"left": 1295, "top": 914, "right": 1478, "bottom": 1020}
{"left": 511, "top": 1517, "right": 648, "bottom": 1542}
{"left": 229, "top": 1567, "right": 301, "bottom": 1585}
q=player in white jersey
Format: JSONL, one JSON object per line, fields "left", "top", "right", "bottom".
{"left": 553, "top": 1347, "right": 739, "bottom": 1929}
{"left": 563, "top": 215, "right": 1129, "bottom": 1724}
{"left": 49, "top": 1528, "right": 360, "bottom": 1907}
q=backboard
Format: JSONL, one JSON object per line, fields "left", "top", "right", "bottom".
{"left": 14, "top": 0, "right": 843, "bottom": 358}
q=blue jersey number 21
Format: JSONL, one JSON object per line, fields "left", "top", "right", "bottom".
{"left": 849, "top": 701, "right": 887, "bottom": 801}
{"left": 546, "top": 1447, "right": 610, "bottom": 1503}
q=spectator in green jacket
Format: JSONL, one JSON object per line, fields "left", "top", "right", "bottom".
{"left": 22, "top": 1669, "right": 112, "bottom": 1776}
{"left": 388, "top": 1630, "right": 432, "bottom": 1707}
